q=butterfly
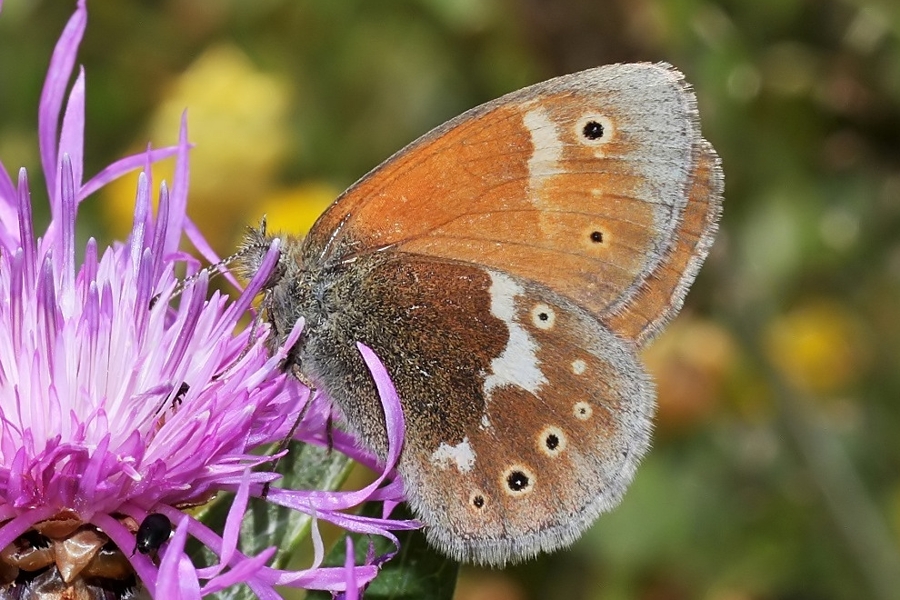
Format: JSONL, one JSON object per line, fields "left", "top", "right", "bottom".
{"left": 239, "top": 62, "right": 722, "bottom": 566}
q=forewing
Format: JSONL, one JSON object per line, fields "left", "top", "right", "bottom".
{"left": 305, "top": 63, "right": 721, "bottom": 337}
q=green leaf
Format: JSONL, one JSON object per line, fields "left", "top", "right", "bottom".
{"left": 194, "top": 439, "right": 355, "bottom": 600}
{"left": 195, "top": 439, "right": 458, "bottom": 600}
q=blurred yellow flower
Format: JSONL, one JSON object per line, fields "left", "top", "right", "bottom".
{"left": 765, "top": 299, "right": 869, "bottom": 396}
{"left": 249, "top": 182, "right": 340, "bottom": 238}
{"left": 104, "top": 44, "right": 291, "bottom": 247}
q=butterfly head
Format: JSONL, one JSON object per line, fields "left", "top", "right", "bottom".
{"left": 235, "top": 220, "right": 335, "bottom": 364}
{"left": 235, "top": 219, "right": 288, "bottom": 291}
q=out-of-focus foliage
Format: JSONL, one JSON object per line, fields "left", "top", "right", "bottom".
{"left": 1, "top": 0, "right": 898, "bottom": 599}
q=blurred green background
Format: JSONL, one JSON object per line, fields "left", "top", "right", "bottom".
{"left": 1, "top": 1, "right": 899, "bottom": 599}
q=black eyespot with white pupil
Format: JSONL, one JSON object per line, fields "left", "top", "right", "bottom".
{"left": 574, "top": 401, "right": 592, "bottom": 420}
{"left": 531, "top": 303, "right": 556, "bottom": 330}
{"left": 507, "top": 470, "right": 530, "bottom": 491}
{"left": 472, "top": 495, "right": 484, "bottom": 508}
{"left": 538, "top": 425, "right": 567, "bottom": 457}
{"left": 590, "top": 231, "right": 603, "bottom": 243}
{"left": 582, "top": 120, "right": 604, "bottom": 140}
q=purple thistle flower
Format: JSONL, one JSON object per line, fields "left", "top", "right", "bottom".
{"left": 0, "top": 1, "right": 417, "bottom": 598}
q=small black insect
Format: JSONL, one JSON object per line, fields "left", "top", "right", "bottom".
{"left": 134, "top": 513, "right": 172, "bottom": 555}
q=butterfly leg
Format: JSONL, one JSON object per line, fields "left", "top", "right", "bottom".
{"left": 261, "top": 386, "right": 315, "bottom": 498}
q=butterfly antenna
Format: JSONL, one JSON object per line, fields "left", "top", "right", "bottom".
{"left": 178, "top": 247, "right": 251, "bottom": 299}
{"left": 148, "top": 228, "right": 271, "bottom": 310}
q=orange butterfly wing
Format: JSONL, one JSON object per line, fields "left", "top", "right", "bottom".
{"left": 305, "top": 62, "right": 721, "bottom": 341}
{"left": 259, "top": 62, "right": 724, "bottom": 565}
